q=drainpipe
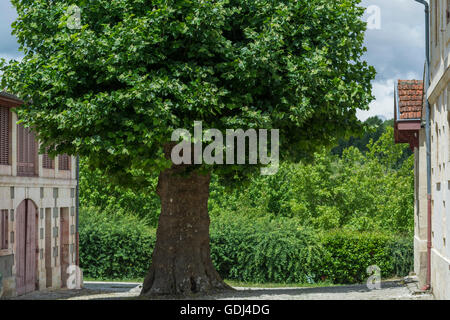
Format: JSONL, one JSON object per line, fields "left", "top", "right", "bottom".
{"left": 414, "top": 0, "right": 432, "bottom": 291}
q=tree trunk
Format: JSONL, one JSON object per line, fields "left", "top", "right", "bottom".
{"left": 140, "top": 163, "right": 232, "bottom": 296}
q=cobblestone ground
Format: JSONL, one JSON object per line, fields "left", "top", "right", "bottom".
{"left": 6, "top": 280, "right": 434, "bottom": 300}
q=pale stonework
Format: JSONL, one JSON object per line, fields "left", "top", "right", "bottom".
{"left": 0, "top": 110, "right": 79, "bottom": 298}
{"left": 414, "top": 0, "right": 450, "bottom": 300}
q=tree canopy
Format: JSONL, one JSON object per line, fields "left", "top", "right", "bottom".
{"left": 1, "top": 0, "right": 375, "bottom": 182}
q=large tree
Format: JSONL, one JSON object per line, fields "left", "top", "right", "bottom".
{"left": 1, "top": 0, "right": 374, "bottom": 296}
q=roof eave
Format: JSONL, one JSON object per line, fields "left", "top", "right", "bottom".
{"left": 0, "top": 92, "right": 24, "bottom": 108}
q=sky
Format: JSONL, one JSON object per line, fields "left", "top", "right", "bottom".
{"left": 0, "top": 0, "right": 427, "bottom": 121}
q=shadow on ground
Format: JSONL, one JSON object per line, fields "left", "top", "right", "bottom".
{"left": 6, "top": 280, "right": 433, "bottom": 300}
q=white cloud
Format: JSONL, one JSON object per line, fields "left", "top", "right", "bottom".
{"left": 357, "top": 0, "right": 427, "bottom": 120}
{"left": 357, "top": 79, "right": 395, "bottom": 121}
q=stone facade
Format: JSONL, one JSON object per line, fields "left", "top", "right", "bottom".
{"left": 0, "top": 93, "right": 79, "bottom": 298}
{"left": 414, "top": 127, "right": 429, "bottom": 288}
{"left": 426, "top": 0, "right": 450, "bottom": 300}
{"left": 409, "top": 0, "right": 450, "bottom": 300}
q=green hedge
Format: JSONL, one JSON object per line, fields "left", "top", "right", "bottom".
{"left": 319, "top": 231, "right": 394, "bottom": 283}
{"left": 79, "top": 209, "right": 413, "bottom": 283}
{"left": 210, "top": 215, "right": 326, "bottom": 284}
{"left": 79, "top": 208, "right": 156, "bottom": 280}
{"left": 388, "top": 236, "right": 414, "bottom": 277}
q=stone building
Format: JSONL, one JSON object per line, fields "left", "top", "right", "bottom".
{"left": 426, "top": 0, "right": 450, "bottom": 300}
{"left": 0, "top": 92, "right": 79, "bottom": 297}
{"left": 394, "top": 0, "right": 450, "bottom": 300}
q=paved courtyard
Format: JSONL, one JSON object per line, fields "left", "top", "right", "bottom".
{"left": 6, "top": 280, "right": 434, "bottom": 300}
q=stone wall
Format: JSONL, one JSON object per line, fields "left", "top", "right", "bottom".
{"left": 426, "top": 1, "right": 450, "bottom": 298}
{"left": 0, "top": 183, "right": 78, "bottom": 297}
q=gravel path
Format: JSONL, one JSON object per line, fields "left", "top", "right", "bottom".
{"left": 6, "top": 280, "right": 434, "bottom": 300}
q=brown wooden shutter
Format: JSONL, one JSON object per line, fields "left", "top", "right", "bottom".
{"left": 0, "top": 209, "right": 8, "bottom": 250}
{"left": 43, "top": 150, "right": 55, "bottom": 169}
{"left": 58, "top": 154, "right": 70, "bottom": 171}
{"left": 17, "top": 123, "right": 38, "bottom": 176}
{"left": 15, "top": 201, "right": 26, "bottom": 295}
{"left": 24, "top": 201, "right": 37, "bottom": 293}
{"left": 0, "top": 106, "right": 9, "bottom": 165}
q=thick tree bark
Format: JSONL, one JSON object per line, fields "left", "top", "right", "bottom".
{"left": 141, "top": 158, "right": 232, "bottom": 296}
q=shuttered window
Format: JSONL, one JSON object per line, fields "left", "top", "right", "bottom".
{"left": 17, "top": 123, "right": 38, "bottom": 176}
{"left": 43, "top": 150, "right": 55, "bottom": 169}
{"left": 58, "top": 154, "right": 70, "bottom": 171}
{"left": 0, "top": 209, "right": 8, "bottom": 250}
{"left": 0, "top": 106, "right": 9, "bottom": 165}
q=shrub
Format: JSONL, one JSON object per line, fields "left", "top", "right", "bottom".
{"left": 320, "top": 230, "right": 397, "bottom": 284}
{"left": 79, "top": 208, "right": 156, "bottom": 280}
{"left": 210, "top": 213, "right": 328, "bottom": 284}
{"left": 79, "top": 208, "right": 414, "bottom": 284}
{"left": 388, "top": 237, "right": 414, "bottom": 277}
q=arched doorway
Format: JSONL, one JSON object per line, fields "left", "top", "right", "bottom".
{"left": 15, "top": 199, "right": 38, "bottom": 296}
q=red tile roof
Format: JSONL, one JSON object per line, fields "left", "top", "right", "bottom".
{"left": 396, "top": 80, "right": 423, "bottom": 120}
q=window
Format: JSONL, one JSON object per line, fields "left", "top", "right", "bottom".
{"left": 0, "top": 209, "right": 8, "bottom": 250}
{"left": 43, "top": 150, "right": 55, "bottom": 169}
{"left": 17, "top": 123, "right": 38, "bottom": 176}
{"left": 0, "top": 106, "right": 9, "bottom": 165}
{"left": 58, "top": 154, "right": 70, "bottom": 171}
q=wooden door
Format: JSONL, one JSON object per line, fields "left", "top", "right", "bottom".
{"left": 15, "top": 199, "right": 38, "bottom": 295}
{"left": 26, "top": 203, "right": 38, "bottom": 293}
{"left": 60, "top": 208, "right": 70, "bottom": 288}
{"left": 15, "top": 201, "right": 26, "bottom": 295}
{"left": 45, "top": 208, "right": 52, "bottom": 288}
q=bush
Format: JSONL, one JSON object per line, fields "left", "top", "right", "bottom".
{"left": 210, "top": 214, "right": 414, "bottom": 284}
{"left": 319, "top": 230, "right": 411, "bottom": 284}
{"left": 210, "top": 213, "right": 326, "bottom": 284}
{"left": 79, "top": 208, "right": 414, "bottom": 284}
{"left": 388, "top": 237, "right": 414, "bottom": 277}
{"left": 79, "top": 208, "right": 156, "bottom": 280}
